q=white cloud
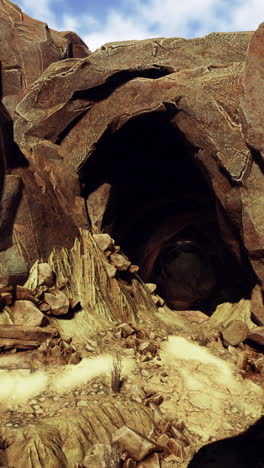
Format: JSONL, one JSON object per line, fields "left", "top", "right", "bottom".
{"left": 83, "top": 11, "right": 151, "bottom": 52}
{"left": 18, "top": 0, "right": 57, "bottom": 27}
{"left": 15, "top": 0, "right": 264, "bottom": 52}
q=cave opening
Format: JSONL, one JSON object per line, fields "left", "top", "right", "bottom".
{"left": 79, "top": 111, "right": 256, "bottom": 312}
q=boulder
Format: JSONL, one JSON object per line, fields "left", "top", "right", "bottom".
{"left": 110, "top": 253, "right": 131, "bottom": 272}
{"left": 38, "top": 263, "right": 55, "bottom": 288}
{"left": 8, "top": 300, "right": 45, "bottom": 327}
{"left": 117, "top": 323, "right": 135, "bottom": 338}
{"left": 0, "top": 0, "right": 90, "bottom": 117}
{"left": 0, "top": 337, "right": 40, "bottom": 350}
{"left": 15, "top": 285, "right": 38, "bottom": 303}
{"left": 93, "top": 234, "right": 114, "bottom": 252}
{"left": 111, "top": 426, "right": 160, "bottom": 461}
{"left": 0, "top": 325, "right": 58, "bottom": 342}
{"left": 222, "top": 320, "right": 249, "bottom": 347}
{"left": 43, "top": 290, "right": 69, "bottom": 316}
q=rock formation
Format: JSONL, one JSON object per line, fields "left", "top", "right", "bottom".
{"left": 0, "top": 0, "right": 264, "bottom": 466}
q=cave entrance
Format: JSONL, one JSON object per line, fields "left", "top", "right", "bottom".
{"left": 79, "top": 111, "right": 256, "bottom": 312}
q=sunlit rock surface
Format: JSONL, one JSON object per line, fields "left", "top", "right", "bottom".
{"left": 0, "top": 0, "right": 264, "bottom": 466}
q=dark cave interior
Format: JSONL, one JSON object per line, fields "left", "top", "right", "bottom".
{"left": 79, "top": 111, "right": 256, "bottom": 311}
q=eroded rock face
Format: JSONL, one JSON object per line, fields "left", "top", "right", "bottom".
{"left": 0, "top": 0, "right": 263, "bottom": 317}
{"left": 0, "top": 1, "right": 261, "bottom": 310}
{"left": 2, "top": 5, "right": 264, "bottom": 467}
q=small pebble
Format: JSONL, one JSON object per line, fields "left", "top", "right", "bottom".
{"left": 29, "top": 399, "right": 38, "bottom": 405}
{"left": 77, "top": 400, "right": 88, "bottom": 407}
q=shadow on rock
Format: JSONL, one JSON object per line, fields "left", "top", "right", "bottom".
{"left": 188, "top": 416, "right": 264, "bottom": 468}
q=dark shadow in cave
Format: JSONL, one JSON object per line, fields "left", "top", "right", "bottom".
{"left": 79, "top": 111, "right": 256, "bottom": 312}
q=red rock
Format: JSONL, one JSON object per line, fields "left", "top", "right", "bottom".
{"left": 241, "top": 23, "right": 264, "bottom": 161}
{"left": 15, "top": 285, "right": 38, "bottom": 303}
{"left": 0, "top": 0, "right": 90, "bottom": 117}
{"left": 247, "top": 327, "right": 264, "bottom": 346}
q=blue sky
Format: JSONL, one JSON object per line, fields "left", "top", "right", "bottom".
{"left": 15, "top": 0, "right": 264, "bottom": 51}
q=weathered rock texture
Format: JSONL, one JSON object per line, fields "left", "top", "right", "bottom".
{"left": 1, "top": 1, "right": 264, "bottom": 466}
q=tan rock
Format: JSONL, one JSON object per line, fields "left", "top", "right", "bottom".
{"left": 222, "top": 320, "right": 249, "bottom": 346}
{"left": 138, "top": 341, "right": 156, "bottom": 355}
{"left": 117, "top": 323, "right": 135, "bottom": 337}
{"left": 87, "top": 183, "right": 112, "bottom": 230}
{"left": 123, "top": 459, "right": 137, "bottom": 468}
{"left": 167, "top": 438, "right": 185, "bottom": 457}
{"left": 129, "top": 265, "right": 139, "bottom": 274}
{"left": 137, "top": 452, "right": 160, "bottom": 468}
{"left": 68, "top": 352, "right": 82, "bottom": 365}
{"left": 82, "top": 444, "right": 117, "bottom": 468}
{"left": 176, "top": 310, "right": 209, "bottom": 324}
{"left": 253, "top": 357, "right": 264, "bottom": 372}
{"left": 157, "top": 434, "right": 170, "bottom": 448}
{"left": 93, "top": 233, "right": 114, "bottom": 252}
{"left": 0, "top": 337, "right": 40, "bottom": 350}
{"left": 43, "top": 290, "right": 69, "bottom": 315}
{"left": 76, "top": 400, "right": 88, "bottom": 407}
{"left": 130, "top": 384, "right": 146, "bottom": 403}
{"left": 251, "top": 284, "right": 264, "bottom": 326}
{"left": 110, "top": 253, "right": 131, "bottom": 272}
{"left": 0, "top": 325, "right": 58, "bottom": 342}
{"left": 112, "top": 426, "right": 159, "bottom": 461}
{"left": 236, "top": 353, "right": 248, "bottom": 370}
{"left": 210, "top": 299, "right": 255, "bottom": 329}
{"left": 152, "top": 295, "right": 164, "bottom": 307}
{"left": 38, "top": 263, "right": 55, "bottom": 288}
{"left": 145, "top": 283, "right": 157, "bottom": 294}
{"left": 39, "top": 303, "right": 51, "bottom": 313}
{"left": 15, "top": 285, "right": 37, "bottom": 303}
{"left": 9, "top": 300, "right": 45, "bottom": 327}
{"left": 145, "top": 394, "right": 163, "bottom": 406}
{"left": 104, "top": 263, "right": 117, "bottom": 278}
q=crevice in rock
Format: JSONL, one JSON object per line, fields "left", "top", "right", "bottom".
{"left": 71, "top": 66, "right": 174, "bottom": 104}
{"left": 55, "top": 109, "right": 90, "bottom": 145}
{"left": 79, "top": 111, "right": 256, "bottom": 312}
{"left": 0, "top": 103, "right": 28, "bottom": 171}
{"left": 251, "top": 147, "right": 264, "bottom": 174}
